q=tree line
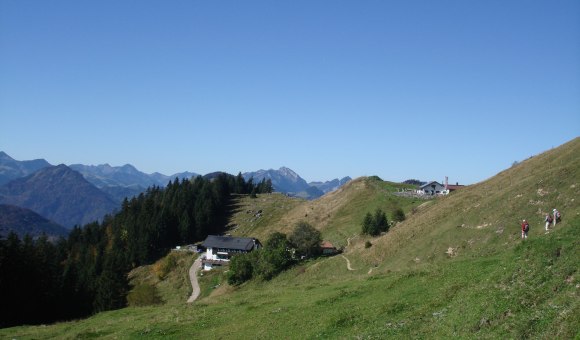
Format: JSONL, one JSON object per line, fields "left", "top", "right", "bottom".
{"left": 0, "top": 173, "right": 272, "bottom": 328}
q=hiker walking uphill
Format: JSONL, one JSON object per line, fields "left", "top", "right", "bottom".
{"left": 553, "top": 208, "right": 561, "bottom": 226}
{"left": 544, "top": 213, "right": 552, "bottom": 232}
{"left": 521, "top": 219, "right": 529, "bottom": 239}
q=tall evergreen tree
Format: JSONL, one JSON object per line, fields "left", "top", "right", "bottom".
{"left": 361, "top": 212, "right": 374, "bottom": 235}
{"left": 265, "top": 178, "right": 273, "bottom": 193}
{"left": 361, "top": 208, "right": 389, "bottom": 236}
{"left": 374, "top": 208, "right": 389, "bottom": 233}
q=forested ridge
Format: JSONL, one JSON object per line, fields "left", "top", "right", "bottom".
{"left": 0, "top": 173, "right": 272, "bottom": 328}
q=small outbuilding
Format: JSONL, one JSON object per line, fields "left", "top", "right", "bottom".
{"left": 321, "top": 241, "right": 338, "bottom": 255}
{"left": 443, "top": 176, "right": 465, "bottom": 194}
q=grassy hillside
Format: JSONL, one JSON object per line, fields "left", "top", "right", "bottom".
{"left": 358, "top": 137, "right": 579, "bottom": 272}
{"left": 2, "top": 138, "right": 579, "bottom": 339}
{"left": 127, "top": 251, "right": 194, "bottom": 305}
{"left": 230, "top": 179, "right": 420, "bottom": 249}
{"left": 226, "top": 192, "right": 305, "bottom": 240}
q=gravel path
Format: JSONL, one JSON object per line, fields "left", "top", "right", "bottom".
{"left": 187, "top": 257, "right": 202, "bottom": 303}
{"left": 340, "top": 254, "right": 356, "bottom": 271}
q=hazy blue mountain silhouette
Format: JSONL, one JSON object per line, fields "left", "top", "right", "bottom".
{"left": 69, "top": 163, "right": 198, "bottom": 189}
{"left": 0, "top": 204, "right": 69, "bottom": 240}
{"left": 1, "top": 151, "right": 349, "bottom": 203}
{"left": 0, "top": 151, "right": 51, "bottom": 186}
{"left": 242, "top": 167, "right": 351, "bottom": 199}
{"left": 0, "top": 165, "right": 118, "bottom": 228}
{"left": 243, "top": 167, "right": 311, "bottom": 194}
{"left": 309, "top": 176, "right": 352, "bottom": 194}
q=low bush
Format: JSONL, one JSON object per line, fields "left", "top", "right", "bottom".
{"left": 126, "top": 284, "right": 162, "bottom": 307}
{"left": 392, "top": 208, "right": 406, "bottom": 222}
{"left": 153, "top": 253, "right": 178, "bottom": 280}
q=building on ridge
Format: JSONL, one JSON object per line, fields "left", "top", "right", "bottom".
{"left": 443, "top": 176, "right": 465, "bottom": 194}
{"left": 417, "top": 177, "right": 465, "bottom": 196}
{"left": 418, "top": 181, "right": 446, "bottom": 195}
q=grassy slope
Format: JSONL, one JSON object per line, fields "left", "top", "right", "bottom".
{"left": 226, "top": 192, "right": 305, "bottom": 240}
{"left": 360, "top": 137, "right": 580, "bottom": 271}
{"left": 230, "top": 179, "right": 419, "bottom": 249}
{"left": 2, "top": 138, "right": 579, "bottom": 339}
{"left": 127, "top": 251, "right": 195, "bottom": 305}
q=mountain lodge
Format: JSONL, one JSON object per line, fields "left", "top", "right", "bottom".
{"left": 418, "top": 177, "right": 465, "bottom": 195}
{"left": 201, "top": 235, "right": 262, "bottom": 271}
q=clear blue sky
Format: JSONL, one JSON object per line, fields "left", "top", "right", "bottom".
{"left": 1, "top": 1, "right": 579, "bottom": 184}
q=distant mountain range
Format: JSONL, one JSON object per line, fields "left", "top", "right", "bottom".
{"left": 0, "top": 152, "right": 351, "bottom": 235}
{"left": 243, "top": 167, "right": 351, "bottom": 199}
{"left": 69, "top": 163, "right": 197, "bottom": 203}
{"left": 69, "top": 163, "right": 197, "bottom": 189}
{"left": 1, "top": 152, "right": 351, "bottom": 201}
{"left": 0, "top": 204, "right": 69, "bottom": 240}
{"left": 309, "top": 176, "right": 352, "bottom": 194}
{"left": 0, "top": 165, "right": 119, "bottom": 229}
{"left": 0, "top": 151, "right": 51, "bottom": 186}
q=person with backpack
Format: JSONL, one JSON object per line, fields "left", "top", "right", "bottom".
{"left": 521, "top": 219, "right": 529, "bottom": 239}
{"left": 545, "top": 213, "right": 552, "bottom": 231}
{"left": 553, "top": 208, "right": 560, "bottom": 226}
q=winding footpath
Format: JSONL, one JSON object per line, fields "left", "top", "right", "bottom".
{"left": 344, "top": 236, "right": 376, "bottom": 274}
{"left": 187, "top": 257, "right": 202, "bottom": 303}
{"left": 340, "top": 254, "right": 356, "bottom": 271}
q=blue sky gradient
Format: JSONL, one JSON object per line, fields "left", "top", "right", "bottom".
{"left": 1, "top": 1, "right": 579, "bottom": 184}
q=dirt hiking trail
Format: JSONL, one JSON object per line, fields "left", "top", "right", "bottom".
{"left": 187, "top": 257, "right": 202, "bottom": 303}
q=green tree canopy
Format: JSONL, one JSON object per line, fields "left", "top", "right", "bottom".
{"left": 361, "top": 212, "right": 374, "bottom": 235}
{"left": 288, "top": 221, "right": 322, "bottom": 258}
{"left": 227, "top": 252, "right": 256, "bottom": 285}
{"left": 259, "top": 232, "right": 293, "bottom": 279}
{"left": 361, "top": 208, "right": 389, "bottom": 236}
{"left": 374, "top": 208, "right": 389, "bottom": 233}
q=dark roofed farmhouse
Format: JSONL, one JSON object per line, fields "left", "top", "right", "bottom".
{"left": 202, "top": 235, "right": 261, "bottom": 270}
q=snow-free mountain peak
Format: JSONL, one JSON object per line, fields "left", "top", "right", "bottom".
{"left": 278, "top": 166, "right": 300, "bottom": 181}
{"left": 0, "top": 164, "right": 118, "bottom": 228}
{"left": 309, "top": 176, "right": 352, "bottom": 194}
{"left": 0, "top": 204, "right": 69, "bottom": 239}
{"left": 243, "top": 167, "right": 349, "bottom": 199}
{"left": 0, "top": 151, "right": 13, "bottom": 161}
{"left": 0, "top": 152, "right": 52, "bottom": 186}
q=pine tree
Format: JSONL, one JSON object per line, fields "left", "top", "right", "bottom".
{"left": 179, "top": 210, "right": 192, "bottom": 243}
{"left": 362, "top": 212, "right": 374, "bottom": 235}
{"left": 265, "top": 178, "right": 273, "bottom": 193}
{"left": 361, "top": 209, "right": 389, "bottom": 236}
{"left": 235, "top": 172, "right": 245, "bottom": 193}
{"left": 374, "top": 208, "right": 389, "bottom": 233}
